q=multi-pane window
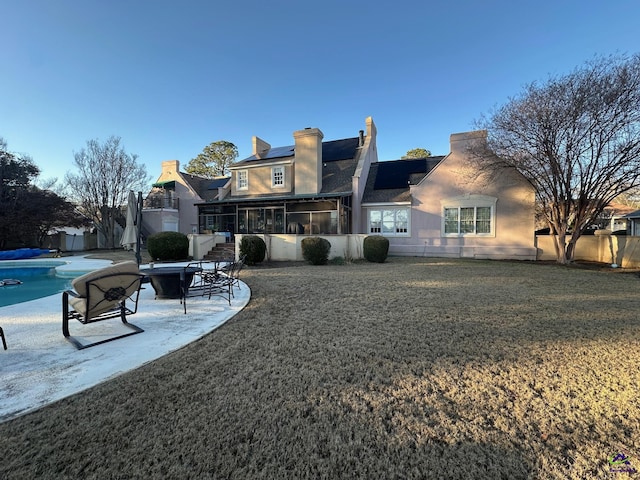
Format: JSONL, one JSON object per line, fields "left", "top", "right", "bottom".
{"left": 272, "top": 166, "right": 284, "bottom": 187}
{"left": 237, "top": 170, "right": 248, "bottom": 190}
{"left": 443, "top": 206, "right": 492, "bottom": 235}
{"left": 368, "top": 208, "right": 410, "bottom": 236}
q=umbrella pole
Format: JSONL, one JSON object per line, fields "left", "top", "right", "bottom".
{"left": 135, "top": 191, "right": 143, "bottom": 266}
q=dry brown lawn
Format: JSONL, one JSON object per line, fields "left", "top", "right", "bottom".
{"left": 1, "top": 257, "right": 639, "bottom": 479}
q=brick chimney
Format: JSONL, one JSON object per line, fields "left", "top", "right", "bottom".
{"left": 293, "top": 127, "right": 324, "bottom": 195}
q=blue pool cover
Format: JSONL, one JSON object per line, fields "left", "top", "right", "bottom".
{"left": 0, "top": 248, "right": 52, "bottom": 260}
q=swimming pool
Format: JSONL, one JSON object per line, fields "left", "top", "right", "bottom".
{"left": 0, "top": 263, "right": 75, "bottom": 307}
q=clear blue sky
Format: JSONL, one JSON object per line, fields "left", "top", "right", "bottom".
{"left": 2, "top": 0, "right": 639, "bottom": 186}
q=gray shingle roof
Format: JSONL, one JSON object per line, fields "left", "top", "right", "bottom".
{"left": 321, "top": 158, "right": 359, "bottom": 194}
{"left": 181, "top": 173, "right": 230, "bottom": 201}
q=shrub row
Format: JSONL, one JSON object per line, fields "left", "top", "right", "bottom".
{"left": 147, "top": 233, "right": 390, "bottom": 265}
{"left": 301, "top": 235, "right": 389, "bottom": 265}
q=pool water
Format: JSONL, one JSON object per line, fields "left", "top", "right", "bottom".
{"left": 0, "top": 266, "right": 74, "bottom": 307}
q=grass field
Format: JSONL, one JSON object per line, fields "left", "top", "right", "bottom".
{"left": 1, "top": 257, "right": 639, "bottom": 479}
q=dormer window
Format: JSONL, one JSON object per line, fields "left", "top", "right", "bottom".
{"left": 237, "top": 170, "right": 248, "bottom": 191}
{"left": 272, "top": 166, "right": 285, "bottom": 188}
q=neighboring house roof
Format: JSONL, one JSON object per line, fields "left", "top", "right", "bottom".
{"left": 236, "top": 137, "right": 360, "bottom": 166}
{"left": 622, "top": 209, "right": 640, "bottom": 219}
{"left": 362, "top": 157, "right": 444, "bottom": 203}
{"left": 604, "top": 202, "right": 637, "bottom": 218}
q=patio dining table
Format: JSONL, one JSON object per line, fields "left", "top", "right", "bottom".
{"left": 139, "top": 266, "right": 202, "bottom": 299}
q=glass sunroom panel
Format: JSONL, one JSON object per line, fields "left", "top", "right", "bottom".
{"left": 310, "top": 212, "right": 332, "bottom": 234}
{"left": 238, "top": 210, "right": 247, "bottom": 233}
{"left": 248, "top": 209, "right": 265, "bottom": 233}
{"left": 274, "top": 209, "right": 285, "bottom": 233}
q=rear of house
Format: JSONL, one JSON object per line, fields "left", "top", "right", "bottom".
{"left": 144, "top": 120, "right": 536, "bottom": 261}
{"left": 362, "top": 131, "right": 537, "bottom": 260}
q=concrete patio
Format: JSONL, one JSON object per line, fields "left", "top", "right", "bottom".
{"left": 0, "top": 257, "right": 250, "bottom": 423}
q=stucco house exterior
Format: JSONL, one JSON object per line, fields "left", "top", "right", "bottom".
{"left": 195, "top": 117, "right": 378, "bottom": 237}
{"left": 142, "top": 160, "right": 228, "bottom": 236}
{"left": 146, "top": 118, "right": 537, "bottom": 261}
{"left": 362, "top": 131, "right": 537, "bottom": 260}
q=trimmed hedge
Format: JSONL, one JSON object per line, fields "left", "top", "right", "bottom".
{"left": 363, "top": 235, "right": 389, "bottom": 263}
{"left": 147, "top": 231, "right": 189, "bottom": 261}
{"left": 301, "top": 237, "right": 331, "bottom": 265}
{"left": 239, "top": 235, "right": 266, "bottom": 265}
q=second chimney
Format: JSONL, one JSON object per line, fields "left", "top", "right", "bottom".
{"left": 293, "top": 127, "right": 324, "bottom": 195}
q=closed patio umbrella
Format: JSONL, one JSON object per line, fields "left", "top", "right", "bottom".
{"left": 120, "top": 191, "right": 138, "bottom": 251}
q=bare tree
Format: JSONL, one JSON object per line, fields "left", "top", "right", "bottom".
{"left": 185, "top": 140, "right": 238, "bottom": 178}
{"left": 65, "top": 136, "right": 149, "bottom": 249}
{"left": 475, "top": 53, "right": 640, "bottom": 263}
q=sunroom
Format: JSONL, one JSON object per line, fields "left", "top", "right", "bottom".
{"left": 196, "top": 194, "right": 352, "bottom": 237}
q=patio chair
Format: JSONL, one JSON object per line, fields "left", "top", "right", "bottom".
{"left": 0, "top": 326, "right": 6, "bottom": 350}
{"left": 219, "top": 254, "right": 246, "bottom": 296}
{"left": 181, "top": 261, "right": 232, "bottom": 314}
{"left": 62, "top": 261, "right": 145, "bottom": 350}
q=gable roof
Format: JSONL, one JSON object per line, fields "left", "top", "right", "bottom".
{"left": 363, "top": 157, "right": 444, "bottom": 203}
{"left": 236, "top": 137, "right": 360, "bottom": 166}
{"left": 181, "top": 172, "right": 230, "bottom": 201}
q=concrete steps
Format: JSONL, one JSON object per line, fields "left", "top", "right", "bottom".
{"left": 203, "top": 243, "right": 235, "bottom": 261}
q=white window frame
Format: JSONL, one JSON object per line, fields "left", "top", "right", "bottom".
{"left": 237, "top": 170, "right": 248, "bottom": 191}
{"left": 367, "top": 206, "right": 410, "bottom": 237}
{"left": 272, "top": 166, "right": 285, "bottom": 188}
{"left": 441, "top": 195, "right": 497, "bottom": 237}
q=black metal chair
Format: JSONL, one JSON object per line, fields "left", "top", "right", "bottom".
{"left": 181, "top": 260, "right": 234, "bottom": 314}
{"left": 62, "top": 261, "right": 144, "bottom": 350}
{"left": 219, "top": 255, "right": 246, "bottom": 296}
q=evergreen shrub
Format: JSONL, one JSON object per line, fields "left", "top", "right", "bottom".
{"left": 239, "top": 235, "right": 266, "bottom": 265}
{"left": 363, "top": 235, "right": 389, "bottom": 263}
{"left": 301, "top": 237, "right": 331, "bottom": 265}
{"left": 147, "top": 231, "right": 189, "bottom": 261}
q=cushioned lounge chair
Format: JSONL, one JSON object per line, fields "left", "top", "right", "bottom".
{"left": 62, "top": 261, "right": 145, "bottom": 350}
